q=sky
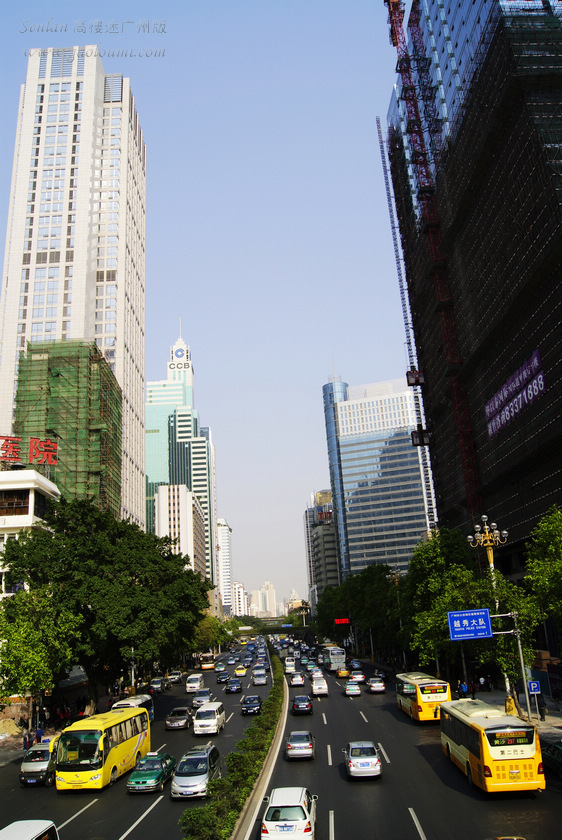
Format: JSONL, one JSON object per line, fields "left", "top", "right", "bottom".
{"left": 0, "top": 1, "right": 410, "bottom": 603}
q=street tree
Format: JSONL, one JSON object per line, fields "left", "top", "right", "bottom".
{"left": 3, "top": 498, "right": 212, "bottom": 695}
{"left": 524, "top": 506, "right": 562, "bottom": 626}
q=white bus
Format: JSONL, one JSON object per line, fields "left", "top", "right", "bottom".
{"left": 112, "top": 693, "right": 154, "bottom": 722}
{"left": 324, "top": 646, "right": 346, "bottom": 672}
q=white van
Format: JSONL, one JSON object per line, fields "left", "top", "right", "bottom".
{"left": 193, "top": 701, "right": 226, "bottom": 735}
{"left": 185, "top": 673, "right": 205, "bottom": 693}
{"left": 284, "top": 657, "right": 296, "bottom": 674}
{"left": 0, "top": 821, "right": 59, "bottom": 840}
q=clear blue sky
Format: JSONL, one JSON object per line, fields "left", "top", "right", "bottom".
{"left": 0, "top": 1, "right": 409, "bottom": 603}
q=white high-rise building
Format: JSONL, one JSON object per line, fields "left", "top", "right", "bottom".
{"left": 0, "top": 47, "right": 146, "bottom": 525}
{"left": 216, "top": 518, "right": 233, "bottom": 614}
{"left": 231, "top": 581, "right": 248, "bottom": 617}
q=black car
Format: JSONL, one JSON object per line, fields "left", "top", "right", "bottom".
{"left": 216, "top": 671, "right": 230, "bottom": 683}
{"left": 225, "top": 678, "right": 242, "bottom": 694}
{"left": 291, "top": 695, "right": 313, "bottom": 715}
{"left": 241, "top": 695, "right": 262, "bottom": 715}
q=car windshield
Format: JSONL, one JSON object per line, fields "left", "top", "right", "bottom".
{"left": 246, "top": 696, "right": 260, "bottom": 703}
{"left": 265, "top": 806, "right": 306, "bottom": 822}
{"left": 25, "top": 748, "right": 50, "bottom": 761}
{"left": 138, "top": 758, "right": 162, "bottom": 771}
{"left": 350, "top": 746, "right": 376, "bottom": 757}
{"left": 168, "top": 709, "right": 188, "bottom": 718}
{"left": 177, "top": 757, "right": 208, "bottom": 775}
{"left": 56, "top": 730, "right": 102, "bottom": 770}
{"left": 290, "top": 733, "right": 311, "bottom": 743}
{"left": 196, "top": 709, "right": 217, "bottom": 719}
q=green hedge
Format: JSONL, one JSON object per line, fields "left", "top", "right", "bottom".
{"left": 179, "top": 646, "right": 284, "bottom": 840}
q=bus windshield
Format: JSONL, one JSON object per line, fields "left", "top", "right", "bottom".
{"left": 57, "top": 730, "right": 103, "bottom": 770}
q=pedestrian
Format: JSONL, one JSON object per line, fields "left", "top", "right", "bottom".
{"left": 536, "top": 693, "right": 547, "bottom": 722}
{"left": 35, "top": 725, "right": 44, "bottom": 744}
{"left": 479, "top": 676, "right": 485, "bottom": 691}
{"left": 460, "top": 681, "right": 468, "bottom": 698}
{"left": 469, "top": 680, "right": 476, "bottom": 700}
{"left": 22, "top": 729, "right": 30, "bottom": 751}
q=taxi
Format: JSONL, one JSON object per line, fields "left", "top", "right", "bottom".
{"left": 337, "top": 665, "right": 350, "bottom": 678}
{"left": 126, "top": 752, "right": 176, "bottom": 793}
{"left": 234, "top": 664, "right": 247, "bottom": 677}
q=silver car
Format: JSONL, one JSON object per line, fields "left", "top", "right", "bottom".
{"left": 342, "top": 740, "right": 382, "bottom": 778}
{"left": 285, "top": 730, "right": 316, "bottom": 760}
{"left": 191, "top": 688, "right": 212, "bottom": 708}
{"left": 165, "top": 706, "right": 192, "bottom": 730}
{"left": 170, "top": 743, "right": 221, "bottom": 799}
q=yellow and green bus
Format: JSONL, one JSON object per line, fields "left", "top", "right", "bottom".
{"left": 55, "top": 707, "right": 150, "bottom": 791}
{"left": 440, "top": 699, "right": 545, "bottom": 792}
{"left": 395, "top": 671, "right": 451, "bottom": 721}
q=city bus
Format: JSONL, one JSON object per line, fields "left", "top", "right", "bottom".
{"left": 199, "top": 652, "right": 215, "bottom": 670}
{"left": 111, "top": 692, "right": 154, "bottom": 721}
{"left": 440, "top": 699, "right": 545, "bottom": 792}
{"left": 55, "top": 707, "right": 150, "bottom": 791}
{"left": 323, "top": 646, "right": 346, "bottom": 672}
{"left": 395, "top": 671, "right": 451, "bottom": 721}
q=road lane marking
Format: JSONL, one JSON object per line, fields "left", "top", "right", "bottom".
{"left": 118, "top": 795, "right": 164, "bottom": 840}
{"left": 378, "top": 742, "right": 390, "bottom": 763}
{"left": 322, "top": 712, "right": 327, "bottom": 724}
{"left": 360, "top": 711, "right": 368, "bottom": 723}
{"left": 227, "top": 712, "right": 234, "bottom": 723}
{"left": 327, "top": 744, "right": 332, "bottom": 765}
{"left": 58, "top": 799, "right": 98, "bottom": 829}
{"left": 409, "top": 807, "right": 428, "bottom": 840}
{"left": 329, "top": 809, "right": 335, "bottom": 840}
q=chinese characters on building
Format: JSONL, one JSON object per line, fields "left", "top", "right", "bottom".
{"left": 0, "top": 435, "right": 58, "bottom": 465}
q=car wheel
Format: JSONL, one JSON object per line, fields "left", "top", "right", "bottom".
{"left": 109, "top": 767, "right": 117, "bottom": 786}
{"left": 135, "top": 752, "right": 141, "bottom": 767}
{"left": 467, "top": 764, "right": 474, "bottom": 787}
{"left": 44, "top": 771, "right": 55, "bottom": 787}
{"left": 158, "top": 780, "right": 164, "bottom": 792}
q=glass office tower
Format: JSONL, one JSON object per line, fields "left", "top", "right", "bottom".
{"left": 323, "top": 377, "right": 431, "bottom": 578}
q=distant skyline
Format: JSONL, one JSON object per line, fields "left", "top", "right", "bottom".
{"left": 0, "top": 2, "right": 408, "bottom": 602}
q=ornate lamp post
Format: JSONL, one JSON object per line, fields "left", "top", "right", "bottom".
{"left": 467, "top": 515, "right": 508, "bottom": 573}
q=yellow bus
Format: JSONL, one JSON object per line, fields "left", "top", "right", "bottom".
{"left": 55, "top": 707, "right": 150, "bottom": 791}
{"left": 395, "top": 671, "right": 451, "bottom": 721}
{"left": 440, "top": 699, "right": 545, "bottom": 792}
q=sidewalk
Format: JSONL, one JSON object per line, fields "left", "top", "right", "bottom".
{"left": 473, "top": 688, "right": 562, "bottom": 743}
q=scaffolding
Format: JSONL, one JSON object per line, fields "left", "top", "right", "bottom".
{"left": 13, "top": 340, "right": 122, "bottom": 517}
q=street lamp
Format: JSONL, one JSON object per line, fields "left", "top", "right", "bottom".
{"left": 467, "top": 515, "right": 508, "bottom": 573}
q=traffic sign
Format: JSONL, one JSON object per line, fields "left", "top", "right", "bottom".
{"left": 447, "top": 608, "right": 493, "bottom": 641}
{"left": 528, "top": 680, "right": 541, "bottom": 695}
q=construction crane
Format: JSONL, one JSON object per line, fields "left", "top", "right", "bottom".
{"left": 382, "top": 0, "right": 481, "bottom": 522}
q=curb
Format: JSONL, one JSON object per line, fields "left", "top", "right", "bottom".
{"left": 231, "top": 665, "right": 289, "bottom": 840}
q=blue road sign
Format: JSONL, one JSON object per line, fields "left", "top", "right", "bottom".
{"left": 528, "top": 681, "right": 541, "bottom": 695}
{"left": 447, "top": 608, "right": 493, "bottom": 641}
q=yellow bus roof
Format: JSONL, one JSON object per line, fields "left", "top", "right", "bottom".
{"left": 441, "top": 699, "right": 533, "bottom": 728}
{"left": 62, "top": 707, "right": 147, "bottom": 731}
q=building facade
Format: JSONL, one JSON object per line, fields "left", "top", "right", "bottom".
{"left": 0, "top": 468, "right": 61, "bottom": 597}
{"left": 0, "top": 46, "right": 146, "bottom": 525}
{"left": 323, "top": 377, "right": 431, "bottom": 577}
{"left": 303, "top": 490, "right": 339, "bottom": 613}
{"left": 216, "top": 518, "right": 233, "bottom": 615}
{"left": 386, "top": 1, "right": 562, "bottom": 568}
{"left": 154, "top": 484, "right": 207, "bottom": 578}
{"left": 145, "top": 336, "right": 217, "bottom": 580}
{"left": 231, "top": 581, "right": 249, "bottom": 617}
{"left": 13, "top": 340, "right": 122, "bottom": 516}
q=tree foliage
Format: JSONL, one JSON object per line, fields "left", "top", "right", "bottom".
{"left": 524, "top": 506, "right": 562, "bottom": 625}
{"left": 3, "top": 498, "right": 212, "bottom": 693}
{"left": 0, "top": 589, "right": 81, "bottom": 697}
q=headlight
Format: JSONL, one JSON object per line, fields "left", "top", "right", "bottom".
{"left": 89, "top": 773, "right": 102, "bottom": 781}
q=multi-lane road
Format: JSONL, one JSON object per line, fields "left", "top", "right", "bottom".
{"left": 0, "top": 651, "right": 560, "bottom": 840}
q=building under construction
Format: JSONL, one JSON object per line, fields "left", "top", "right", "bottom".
{"left": 13, "top": 340, "right": 122, "bottom": 517}
{"left": 386, "top": 1, "right": 562, "bottom": 573}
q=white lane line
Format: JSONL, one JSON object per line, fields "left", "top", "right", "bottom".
{"left": 329, "top": 809, "right": 335, "bottom": 840}
{"left": 360, "top": 711, "right": 368, "bottom": 723}
{"left": 57, "top": 799, "right": 98, "bottom": 829}
{"left": 409, "top": 807, "right": 428, "bottom": 840}
{"left": 227, "top": 712, "right": 234, "bottom": 723}
{"left": 327, "top": 744, "right": 332, "bottom": 766}
{"left": 155, "top": 743, "right": 166, "bottom": 751}
{"left": 322, "top": 712, "right": 327, "bottom": 725}
{"left": 378, "top": 742, "right": 390, "bottom": 763}
{"left": 117, "top": 795, "right": 164, "bottom": 840}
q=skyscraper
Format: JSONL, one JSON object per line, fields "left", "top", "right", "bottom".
{"left": 303, "top": 490, "right": 339, "bottom": 613}
{"left": 386, "top": 1, "right": 562, "bottom": 561}
{"left": 323, "top": 377, "right": 431, "bottom": 577}
{"left": 216, "top": 518, "right": 233, "bottom": 615}
{"left": 145, "top": 336, "right": 217, "bottom": 580}
{"left": 0, "top": 46, "right": 146, "bottom": 525}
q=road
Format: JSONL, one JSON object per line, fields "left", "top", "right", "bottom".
{"left": 0, "top": 653, "right": 560, "bottom": 839}
{"left": 0, "top": 656, "right": 266, "bottom": 840}
{"left": 246, "top": 661, "right": 560, "bottom": 840}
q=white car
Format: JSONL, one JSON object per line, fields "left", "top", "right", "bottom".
{"left": 366, "top": 676, "right": 386, "bottom": 693}
{"left": 290, "top": 671, "right": 305, "bottom": 686}
{"left": 311, "top": 678, "right": 329, "bottom": 697}
{"left": 261, "top": 787, "right": 318, "bottom": 839}
{"left": 350, "top": 670, "right": 366, "bottom": 683}
{"left": 342, "top": 740, "right": 382, "bottom": 778}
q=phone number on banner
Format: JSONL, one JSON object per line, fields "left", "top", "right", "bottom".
{"left": 487, "top": 371, "right": 546, "bottom": 438}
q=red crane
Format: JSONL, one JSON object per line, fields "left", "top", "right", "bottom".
{"left": 383, "top": 0, "right": 481, "bottom": 521}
